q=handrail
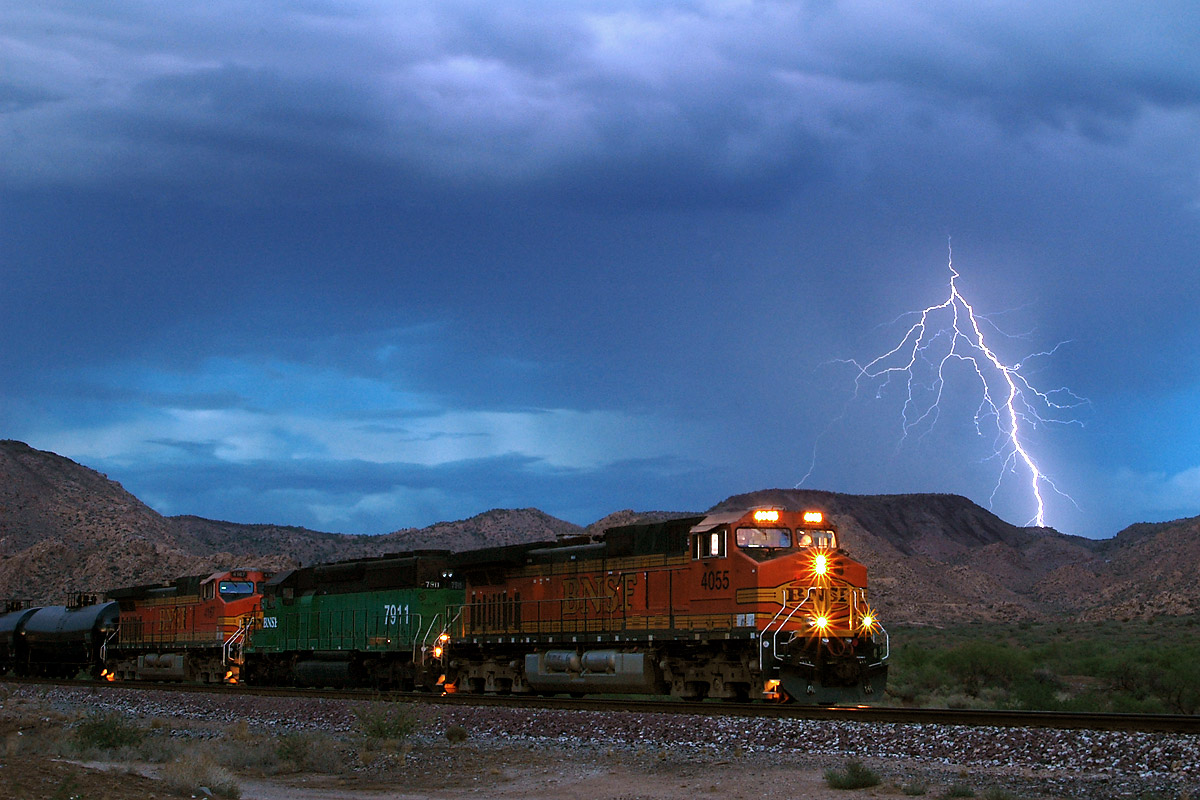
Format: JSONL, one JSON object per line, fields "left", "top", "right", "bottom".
{"left": 101, "top": 625, "right": 120, "bottom": 663}
{"left": 412, "top": 613, "right": 438, "bottom": 664}
{"left": 222, "top": 617, "right": 252, "bottom": 665}
{"left": 762, "top": 586, "right": 816, "bottom": 662}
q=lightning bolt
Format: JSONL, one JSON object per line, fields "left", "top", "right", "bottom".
{"left": 802, "top": 242, "right": 1088, "bottom": 528}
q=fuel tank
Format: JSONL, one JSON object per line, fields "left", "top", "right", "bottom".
{"left": 524, "top": 649, "right": 663, "bottom": 693}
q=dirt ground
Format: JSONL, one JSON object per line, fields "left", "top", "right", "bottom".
{"left": 0, "top": 683, "right": 1173, "bottom": 800}
{"left": 0, "top": 749, "right": 949, "bottom": 800}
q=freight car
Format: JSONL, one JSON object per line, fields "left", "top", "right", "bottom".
{"left": 105, "top": 569, "right": 270, "bottom": 683}
{"left": 444, "top": 508, "right": 887, "bottom": 704}
{"left": 242, "top": 551, "right": 462, "bottom": 690}
{"left": 17, "top": 595, "right": 121, "bottom": 679}
{"left": 0, "top": 602, "right": 39, "bottom": 675}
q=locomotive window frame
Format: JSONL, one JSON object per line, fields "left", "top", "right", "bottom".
{"left": 735, "top": 526, "right": 792, "bottom": 549}
{"left": 692, "top": 529, "right": 727, "bottom": 560}
{"left": 218, "top": 580, "right": 256, "bottom": 600}
{"left": 797, "top": 529, "right": 838, "bottom": 549}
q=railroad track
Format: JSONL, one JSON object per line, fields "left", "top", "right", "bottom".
{"left": 6, "top": 676, "right": 1198, "bottom": 734}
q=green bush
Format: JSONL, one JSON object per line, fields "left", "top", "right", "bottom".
{"left": 824, "top": 759, "right": 881, "bottom": 790}
{"left": 941, "top": 783, "right": 974, "bottom": 798}
{"left": 887, "top": 620, "right": 1200, "bottom": 713}
{"left": 445, "top": 724, "right": 469, "bottom": 743}
{"left": 936, "top": 642, "right": 1031, "bottom": 697}
{"left": 70, "top": 709, "right": 143, "bottom": 751}
{"left": 901, "top": 782, "right": 928, "bottom": 796}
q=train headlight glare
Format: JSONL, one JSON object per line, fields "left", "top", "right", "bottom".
{"left": 861, "top": 615, "right": 874, "bottom": 628}
{"left": 815, "top": 616, "right": 828, "bottom": 629}
{"left": 803, "top": 511, "right": 823, "bottom": 523}
{"left": 813, "top": 554, "right": 828, "bottom": 575}
{"left": 753, "top": 509, "right": 780, "bottom": 522}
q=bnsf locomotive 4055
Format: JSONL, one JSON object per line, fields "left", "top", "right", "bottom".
{"left": 448, "top": 507, "right": 887, "bottom": 703}
{"left": 0, "top": 507, "right": 887, "bottom": 704}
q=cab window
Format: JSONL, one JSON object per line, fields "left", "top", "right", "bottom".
{"left": 736, "top": 527, "right": 791, "bottom": 549}
{"left": 797, "top": 529, "right": 837, "bottom": 549}
{"left": 692, "top": 530, "right": 726, "bottom": 559}
{"left": 219, "top": 581, "right": 256, "bottom": 600}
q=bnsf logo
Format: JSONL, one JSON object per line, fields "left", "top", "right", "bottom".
{"left": 261, "top": 617, "right": 278, "bottom": 628}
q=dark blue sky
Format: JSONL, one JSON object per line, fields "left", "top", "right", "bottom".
{"left": 3, "top": 1, "right": 1199, "bottom": 537}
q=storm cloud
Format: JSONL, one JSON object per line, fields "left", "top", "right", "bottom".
{"left": 3, "top": 0, "right": 1199, "bottom": 534}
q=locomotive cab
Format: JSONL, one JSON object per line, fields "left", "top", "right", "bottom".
{"left": 686, "top": 508, "right": 887, "bottom": 703}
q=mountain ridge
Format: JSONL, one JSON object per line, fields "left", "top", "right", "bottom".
{"left": 2, "top": 440, "right": 1197, "bottom": 622}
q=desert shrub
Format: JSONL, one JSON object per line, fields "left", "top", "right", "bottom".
{"left": 70, "top": 709, "right": 143, "bottom": 752}
{"left": 888, "top": 621, "right": 1200, "bottom": 713}
{"left": 1103, "top": 647, "right": 1200, "bottom": 715}
{"left": 902, "top": 782, "right": 928, "bottom": 795}
{"left": 980, "top": 788, "right": 1022, "bottom": 800}
{"left": 208, "top": 731, "right": 282, "bottom": 773}
{"left": 275, "top": 730, "right": 344, "bottom": 774}
{"left": 824, "top": 759, "right": 881, "bottom": 790}
{"left": 161, "top": 752, "right": 242, "bottom": 799}
{"left": 888, "top": 644, "right": 947, "bottom": 704}
{"left": 129, "top": 733, "right": 182, "bottom": 763}
{"left": 352, "top": 702, "right": 418, "bottom": 742}
{"left": 941, "top": 783, "right": 974, "bottom": 798}
{"left": 445, "top": 724, "right": 469, "bottom": 743}
{"left": 226, "top": 719, "right": 254, "bottom": 741}
{"left": 936, "top": 642, "right": 1031, "bottom": 697}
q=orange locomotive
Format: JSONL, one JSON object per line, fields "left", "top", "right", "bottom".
{"left": 104, "top": 569, "right": 268, "bottom": 683}
{"left": 445, "top": 508, "right": 887, "bottom": 703}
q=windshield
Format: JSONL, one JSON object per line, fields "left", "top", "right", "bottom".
{"left": 735, "top": 527, "right": 791, "bottom": 548}
{"left": 796, "top": 529, "right": 837, "bottom": 549}
{"left": 218, "top": 580, "right": 256, "bottom": 600}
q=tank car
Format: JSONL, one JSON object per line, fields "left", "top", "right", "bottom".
{"left": 105, "top": 569, "right": 269, "bottom": 683}
{"left": 444, "top": 508, "right": 888, "bottom": 704}
{"left": 243, "top": 551, "right": 462, "bottom": 689}
{"left": 0, "top": 603, "right": 39, "bottom": 675}
{"left": 19, "top": 595, "right": 120, "bottom": 679}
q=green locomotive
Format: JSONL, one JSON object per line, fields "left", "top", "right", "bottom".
{"left": 243, "top": 550, "right": 463, "bottom": 689}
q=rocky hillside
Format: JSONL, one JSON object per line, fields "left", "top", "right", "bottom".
{"left": 0, "top": 441, "right": 292, "bottom": 604}
{"left": 171, "top": 516, "right": 380, "bottom": 567}
{"left": 372, "top": 508, "right": 585, "bottom": 552}
{"left": 2, "top": 440, "right": 1198, "bottom": 624}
